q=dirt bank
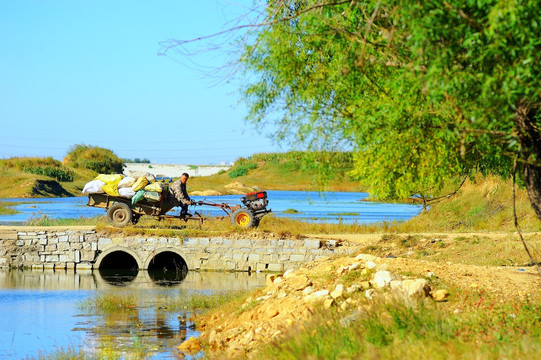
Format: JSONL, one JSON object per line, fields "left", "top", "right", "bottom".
{"left": 179, "top": 233, "right": 541, "bottom": 358}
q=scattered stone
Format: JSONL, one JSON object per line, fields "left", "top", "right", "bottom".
{"left": 330, "top": 284, "right": 345, "bottom": 299}
{"left": 287, "top": 275, "right": 312, "bottom": 291}
{"left": 283, "top": 269, "right": 295, "bottom": 278}
{"left": 365, "top": 261, "right": 377, "bottom": 270}
{"left": 390, "top": 278, "right": 431, "bottom": 299}
{"left": 323, "top": 298, "right": 334, "bottom": 309}
{"left": 304, "top": 289, "right": 330, "bottom": 304}
{"left": 302, "top": 286, "right": 315, "bottom": 295}
{"left": 365, "top": 289, "right": 376, "bottom": 300}
{"left": 431, "top": 289, "right": 450, "bottom": 302}
{"left": 348, "top": 262, "right": 362, "bottom": 271}
{"left": 355, "top": 254, "right": 377, "bottom": 262}
{"left": 372, "top": 271, "right": 400, "bottom": 288}
{"left": 346, "top": 284, "right": 362, "bottom": 294}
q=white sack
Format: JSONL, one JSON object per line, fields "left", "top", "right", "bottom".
{"left": 118, "top": 176, "right": 136, "bottom": 188}
{"left": 82, "top": 180, "right": 106, "bottom": 194}
{"left": 118, "top": 187, "right": 136, "bottom": 198}
{"left": 127, "top": 171, "right": 156, "bottom": 183}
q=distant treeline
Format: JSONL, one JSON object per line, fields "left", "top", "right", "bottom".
{"left": 123, "top": 158, "right": 151, "bottom": 164}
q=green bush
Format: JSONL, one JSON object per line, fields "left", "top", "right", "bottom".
{"left": 229, "top": 162, "right": 258, "bottom": 178}
{"left": 23, "top": 166, "right": 74, "bottom": 182}
{"left": 63, "top": 144, "right": 124, "bottom": 174}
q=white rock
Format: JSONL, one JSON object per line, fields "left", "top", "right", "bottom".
{"left": 356, "top": 254, "right": 378, "bottom": 262}
{"left": 330, "top": 284, "right": 345, "bottom": 299}
{"left": 302, "top": 286, "right": 315, "bottom": 295}
{"left": 346, "top": 284, "right": 362, "bottom": 294}
{"left": 283, "top": 269, "right": 296, "bottom": 278}
{"left": 324, "top": 298, "right": 334, "bottom": 309}
{"left": 365, "top": 289, "right": 376, "bottom": 300}
{"left": 372, "top": 271, "right": 400, "bottom": 288}
{"left": 304, "top": 289, "right": 330, "bottom": 304}
{"left": 390, "top": 278, "right": 430, "bottom": 299}
{"left": 348, "top": 262, "right": 362, "bottom": 271}
{"left": 365, "top": 261, "right": 377, "bottom": 270}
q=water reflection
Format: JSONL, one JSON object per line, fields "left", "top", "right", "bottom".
{"left": 98, "top": 269, "right": 139, "bottom": 286}
{"left": 0, "top": 268, "right": 265, "bottom": 291}
{"left": 0, "top": 269, "right": 265, "bottom": 359}
{"left": 148, "top": 269, "right": 188, "bottom": 287}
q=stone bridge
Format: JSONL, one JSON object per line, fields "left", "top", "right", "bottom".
{"left": 0, "top": 226, "right": 352, "bottom": 273}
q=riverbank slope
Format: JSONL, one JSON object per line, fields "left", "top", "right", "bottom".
{"left": 181, "top": 232, "right": 541, "bottom": 359}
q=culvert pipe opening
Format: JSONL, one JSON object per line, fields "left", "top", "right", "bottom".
{"left": 147, "top": 252, "right": 188, "bottom": 286}
{"left": 98, "top": 250, "right": 139, "bottom": 285}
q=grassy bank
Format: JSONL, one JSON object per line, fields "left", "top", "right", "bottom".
{"left": 253, "top": 291, "right": 540, "bottom": 360}
{"left": 190, "top": 152, "right": 363, "bottom": 193}
{"left": 0, "top": 157, "right": 96, "bottom": 198}
{"left": 0, "top": 200, "right": 20, "bottom": 215}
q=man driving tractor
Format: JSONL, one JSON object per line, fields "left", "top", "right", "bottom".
{"left": 167, "top": 172, "right": 194, "bottom": 215}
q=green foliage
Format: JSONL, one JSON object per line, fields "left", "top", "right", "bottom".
{"left": 229, "top": 161, "right": 258, "bottom": 178}
{"left": 23, "top": 166, "right": 74, "bottom": 182}
{"left": 64, "top": 144, "right": 124, "bottom": 174}
{"left": 0, "top": 156, "right": 74, "bottom": 182}
{"left": 241, "top": 1, "right": 541, "bottom": 200}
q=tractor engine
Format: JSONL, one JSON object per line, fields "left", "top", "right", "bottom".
{"left": 241, "top": 191, "right": 268, "bottom": 212}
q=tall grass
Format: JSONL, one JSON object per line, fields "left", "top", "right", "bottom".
{"left": 253, "top": 294, "right": 541, "bottom": 359}
{"left": 25, "top": 214, "right": 105, "bottom": 226}
{"left": 0, "top": 157, "right": 61, "bottom": 170}
{"left": 78, "top": 293, "right": 138, "bottom": 313}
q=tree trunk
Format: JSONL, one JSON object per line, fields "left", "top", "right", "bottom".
{"left": 514, "top": 102, "right": 541, "bottom": 221}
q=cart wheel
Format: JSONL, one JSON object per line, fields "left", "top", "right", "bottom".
{"left": 107, "top": 203, "right": 133, "bottom": 227}
{"left": 231, "top": 208, "right": 255, "bottom": 228}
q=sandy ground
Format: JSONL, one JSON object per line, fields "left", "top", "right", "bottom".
{"left": 124, "top": 163, "right": 230, "bottom": 178}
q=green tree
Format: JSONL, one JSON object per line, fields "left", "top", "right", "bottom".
{"left": 240, "top": 0, "right": 541, "bottom": 215}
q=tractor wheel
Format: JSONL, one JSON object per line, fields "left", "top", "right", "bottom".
{"left": 107, "top": 203, "right": 133, "bottom": 228}
{"left": 231, "top": 208, "right": 255, "bottom": 228}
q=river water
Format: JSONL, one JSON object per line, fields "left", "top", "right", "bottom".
{"left": 0, "top": 270, "right": 266, "bottom": 359}
{"left": 0, "top": 190, "right": 422, "bottom": 225}
{"left": 0, "top": 191, "right": 422, "bottom": 358}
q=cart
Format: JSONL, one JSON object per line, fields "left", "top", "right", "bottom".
{"left": 87, "top": 190, "right": 271, "bottom": 229}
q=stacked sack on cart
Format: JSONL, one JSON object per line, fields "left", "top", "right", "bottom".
{"left": 82, "top": 172, "right": 166, "bottom": 205}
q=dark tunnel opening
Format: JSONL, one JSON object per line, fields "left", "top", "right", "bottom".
{"left": 147, "top": 251, "right": 188, "bottom": 286}
{"left": 98, "top": 250, "right": 139, "bottom": 285}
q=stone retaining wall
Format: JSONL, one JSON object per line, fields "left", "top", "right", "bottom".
{"left": 0, "top": 228, "right": 351, "bottom": 272}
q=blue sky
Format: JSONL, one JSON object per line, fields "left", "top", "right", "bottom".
{"left": 0, "top": 0, "right": 283, "bottom": 164}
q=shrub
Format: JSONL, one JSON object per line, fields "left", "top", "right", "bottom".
{"left": 229, "top": 162, "right": 258, "bottom": 178}
{"left": 63, "top": 144, "right": 124, "bottom": 174}
{"left": 23, "top": 166, "right": 74, "bottom": 182}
